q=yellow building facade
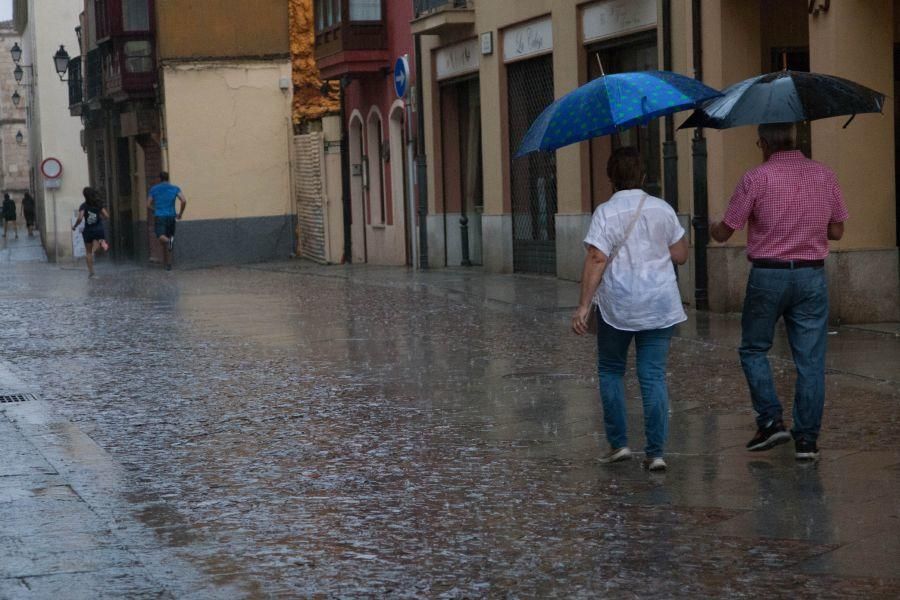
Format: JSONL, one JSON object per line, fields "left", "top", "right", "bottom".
{"left": 415, "top": 0, "right": 899, "bottom": 323}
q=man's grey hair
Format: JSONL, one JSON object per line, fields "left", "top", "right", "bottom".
{"left": 758, "top": 123, "right": 796, "bottom": 153}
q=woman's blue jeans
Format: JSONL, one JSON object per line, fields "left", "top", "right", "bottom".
{"left": 595, "top": 312, "right": 674, "bottom": 459}
{"left": 740, "top": 266, "right": 829, "bottom": 442}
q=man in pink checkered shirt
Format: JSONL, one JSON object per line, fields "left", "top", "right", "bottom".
{"left": 710, "top": 123, "right": 848, "bottom": 462}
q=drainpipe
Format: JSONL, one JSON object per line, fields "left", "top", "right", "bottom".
{"left": 340, "top": 76, "right": 352, "bottom": 263}
{"left": 690, "top": 0, "right": 709, "bottom": 311}
{"left": 662, "top": 0, "right": 678, "bottom": 212}
{"left": 413, "top": 33, "right": 429, "bottom": 269}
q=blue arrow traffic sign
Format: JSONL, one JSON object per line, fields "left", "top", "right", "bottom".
{"left": 394, "top": 56, "right": 410, "bottom": 99}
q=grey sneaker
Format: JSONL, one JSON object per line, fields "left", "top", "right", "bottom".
{"left": 599, "top": 447, "right": 632, "bottom": 464}
{"left": 167, "top": 236, "right": 175, "bottom": 251}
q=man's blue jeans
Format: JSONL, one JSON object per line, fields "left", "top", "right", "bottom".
{"left": 740, "top": 266, "right": 829, "bottom": 442}
{"left": 596, "top": 313, "right": 674, "bottom": 459}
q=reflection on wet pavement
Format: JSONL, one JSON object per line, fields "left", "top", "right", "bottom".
{"left": 0, "top": 261, "right": 898, "bottom": 597}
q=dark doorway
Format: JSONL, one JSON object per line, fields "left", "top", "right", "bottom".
{"left": 770, "top": 47, "right": 812, "bottom": 158}
{"left": 587, "top": 32, "right": 660, "bottom": 209}
{"left": 895, "top": 43, "right": 900, "bottom": 248}
{"left": 508, "top": 54, "right": 557, "bottom": 275}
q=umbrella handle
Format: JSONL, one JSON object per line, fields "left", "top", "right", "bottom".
{"left": 842, "top": 113, "right": 856, "bottom": 129}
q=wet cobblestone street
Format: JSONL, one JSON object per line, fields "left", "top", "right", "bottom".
{"left": 1, "top": 261, "right": 898, "bottom": 598}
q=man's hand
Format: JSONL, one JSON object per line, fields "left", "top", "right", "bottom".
{"left": 176, "top": 213, "right": 183, "bottom": 221}
{"left": 572, "top": 304, "right": 592, "bottom": 336}
{"left": 709, "top": 218, "right": 735, "bottom": 243}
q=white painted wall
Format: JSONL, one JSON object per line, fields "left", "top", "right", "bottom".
{"left": 20, "top": 0, "right": 90, "bottom": 260}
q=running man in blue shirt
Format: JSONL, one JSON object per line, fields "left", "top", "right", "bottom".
{"left": 148, "top": 171, "right": 187, "bottom": 271}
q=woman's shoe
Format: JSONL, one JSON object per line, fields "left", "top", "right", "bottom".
{"left": 642, "top": 457, "right": 667, "bottom": 472}
{"left": 599, "top": 447, "right": 632, "bottom": 464}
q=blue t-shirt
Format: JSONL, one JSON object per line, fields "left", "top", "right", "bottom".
{"left": 149, "top": 182, "right": 181, "bottom": 217}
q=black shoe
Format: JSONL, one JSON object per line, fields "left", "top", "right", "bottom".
{"left": 746, "top": 420, "right": 791, "bottom": 451}
{"left": 165, "top": 264, "right": 172, "bottom": 271}
{"left": 795, "top": 439, "right": 820, "bottom": 461}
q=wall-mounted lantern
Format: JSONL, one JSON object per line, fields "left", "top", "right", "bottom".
{"left": 53, "top": 45, "right": 71, "bottom": 81}
{"left": 11, "top": 90, "right": 20, "bottom": 107}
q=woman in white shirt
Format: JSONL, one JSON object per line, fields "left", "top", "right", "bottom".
{"left": 572, "top": 147, "right": 689, "bottom": 472}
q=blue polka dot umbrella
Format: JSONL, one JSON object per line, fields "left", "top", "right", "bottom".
{"left": 514, "top": 70, "right": 722, "bottom": 158}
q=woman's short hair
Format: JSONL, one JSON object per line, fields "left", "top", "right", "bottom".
{"left": 758, "top": 123, "right": 795, "bottom": 153}
{"left": 607, "top": 146, "right": 644, "bottom": 191}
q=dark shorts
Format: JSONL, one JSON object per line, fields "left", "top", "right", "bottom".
{"left": 155, "top": 217, "right": 176, "bottom": 238}
{"left": 82, "top": 227, "right": 105, "bottom": 244}
{"left": 24, "top": 212, "right": 35, "bottom": 227}
{"left": 3, "top": 212, "right": 15, "bottom": 222}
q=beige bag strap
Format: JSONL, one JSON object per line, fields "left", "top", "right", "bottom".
{"left": 609, "top": 193, "right": 647, "bottom": 262}
{"left": 592, "top": 193, "right": 648, "bottom": 313}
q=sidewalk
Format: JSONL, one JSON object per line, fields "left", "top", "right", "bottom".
{"left": 0, "top": 225, "right": 47, "bottom": 264}
{"left": 250, "top": 260, "right": 900, "bottom": 384}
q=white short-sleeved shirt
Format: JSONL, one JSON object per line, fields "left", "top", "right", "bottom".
{"left": 584, "top": 189, "right": 687, "bottom": 332}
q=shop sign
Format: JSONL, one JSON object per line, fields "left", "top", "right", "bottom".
{"left": 583, "top": 0, "right": 657, "bottom": 44}
{"left": 436, "top": 39, "right": 480, "bottom": 81}
{"left": 503, "top": 17, "right": 553, "bottom": 63}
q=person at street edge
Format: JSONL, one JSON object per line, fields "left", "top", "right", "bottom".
{"left": 572, "top": 146, "right": 689, "bottom": 472}
{"left": 72, "top": 187, "right": 110, "bottom": 278}
{"left": 22, "top": 192, "right": 36, "bottom": 237}
{"left": 710, "top": 122, "right": 848, "bottom": 462}
{"left": 148, "top": 171, "right": 187, "bottom": 271}
{"left": 2, "top": 193, "right": 18, "bottom": 240}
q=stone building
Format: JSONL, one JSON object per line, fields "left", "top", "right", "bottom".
{"left": 68, "top": 0, "right": 294, "bottom": 265}
{"left": 0, "top": 21, "right": 29, "bottom": 199}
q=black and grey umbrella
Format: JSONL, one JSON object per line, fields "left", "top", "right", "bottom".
{"left": 679, "top": 70, "right": 885, "bottom": 129}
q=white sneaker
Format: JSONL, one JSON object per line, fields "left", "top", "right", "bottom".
{"left": 642, "top": 457, "right": 667, "bottom": 472}
{"left": 599, "top": 447, "right": 632, "bottom": 464}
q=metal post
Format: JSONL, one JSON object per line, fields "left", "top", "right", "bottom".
{"left": 691, "top": 0, "right": 709, "bottom": 311}
{"left": 339, "top": 77, "right": 352, "bottom": 264}
{"left": 662, "top": 0, "right": 678, "bottom": 211}
{"left": 691, "top": 134, "right": 709, "bottom": 310}
{"left": 413, "top": 33, "right": 429, "bottom": 269}
{"left": 52, "top": 189, "right": 58, "bottom": 264}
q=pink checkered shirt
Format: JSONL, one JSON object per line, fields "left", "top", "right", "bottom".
{"left": 723, "top": 150, "right": 849, "bottom": 261}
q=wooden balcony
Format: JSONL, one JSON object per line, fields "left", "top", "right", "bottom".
{"left": 314, "top": 0, "right": 389, "bottom": 80}
{"left": 103, "top": 35, "right": 157, "bottom": 101}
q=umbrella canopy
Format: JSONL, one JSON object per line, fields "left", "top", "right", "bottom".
{"left": 514, "top": 70, "right": 721, "bottom": 158}
{"left": 680, "top": 70, "right": 885, "bottom": 130}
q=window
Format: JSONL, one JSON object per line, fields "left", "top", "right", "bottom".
{"left": 122, "top": 0, "right": 150, "bottom": 31}
{"left": 315, "top": 0, "right": 343, "bottom": 32}
{"left": 94, "top": 0, "right": 110, "bottom": 39}
{"left": 350, "top": 0, "right": 381, "bottom": 21}
{"left": 124, "top": 41, "right": 152, "bottom": 73}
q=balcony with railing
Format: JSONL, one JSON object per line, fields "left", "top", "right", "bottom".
{"left": 411, "top": 0, "right": 474, "bottom": 35}
{"left": 102, "top": 35, "right": 157, "bottom": 100}
{"left": 314, "top": 0, "right": 389, "bottom": 79}
{"left": 68, "top": 56, "right": 84, "bottom": 113}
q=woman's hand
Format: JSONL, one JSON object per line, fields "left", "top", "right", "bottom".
{"left": 572, "top": 304, "right": 592, "bottom": 336}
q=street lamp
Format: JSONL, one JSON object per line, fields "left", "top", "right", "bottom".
{"left": 53, "top": 45, "right": 70, "bottom": 81}
{"left": 10, "top": 42, "right": 22, "bottom": 64}
{"left": 11, "top": 89, "right": 20, "bottom": 107}
{"left": 13, "top": 64, "right": 23, "bottom": 83}
{"left": 15, "top": 130, "right": 23, "bottom": 145}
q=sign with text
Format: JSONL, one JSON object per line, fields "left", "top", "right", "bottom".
{"left": 436, "top": 39, "right": 480, "bottom": 81}
{"left": 583, "top": 0, "right": 657, "bottom": 44}
{"left": 503, "top": 17, "right": 553, "bottom": 63}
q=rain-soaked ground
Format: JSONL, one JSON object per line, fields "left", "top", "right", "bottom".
{"left": 0, "top": 257, "right": 898, "bottom": 598}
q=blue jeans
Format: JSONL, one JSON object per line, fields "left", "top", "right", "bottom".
{"left": 740, "top": 267, "right": 828, "bottom": 442}
{"left": 596, "top": 313, "right": 674, "bottom": 458}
